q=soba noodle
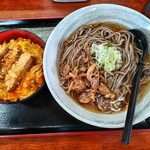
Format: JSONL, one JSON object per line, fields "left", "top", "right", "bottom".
{"left": 58, "top": 23, "right": 150, "bottom": 114}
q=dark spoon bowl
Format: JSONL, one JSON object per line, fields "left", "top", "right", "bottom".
{"left": 129, "top": 29, "right": 148, "bottom": 56}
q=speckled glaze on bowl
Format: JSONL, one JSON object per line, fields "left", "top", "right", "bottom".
{"left": 43, "top": 4, "right": 150, "bottom": 128}
{"left": 0, "top": 29, "right": 45, "bottom": 103}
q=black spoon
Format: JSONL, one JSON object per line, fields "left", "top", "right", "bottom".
{"left": 122, "top": 29, "right": 148, "bottom": 144}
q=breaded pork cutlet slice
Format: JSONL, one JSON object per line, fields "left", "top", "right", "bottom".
{"left": 5, "top": 53, "right": 34, "bottom": 91}
{"left": 0, "top": 47, "right": 20, "bottom": 80}
{"left": 0, "top": 42, "right": 10, "bottom": 60}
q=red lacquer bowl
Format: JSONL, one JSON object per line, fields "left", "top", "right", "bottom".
{"left": 0, "top": 29, "right": 45, "bottom": 103}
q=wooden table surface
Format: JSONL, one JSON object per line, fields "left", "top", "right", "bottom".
{"left": 0, "top": 0, "right": 149, "bottom": 20}
{"left": 1, "top": 0, "right": 150, "bottom": 149}
{"left": 1, "top": 130, "right": 150, "bottom": 149}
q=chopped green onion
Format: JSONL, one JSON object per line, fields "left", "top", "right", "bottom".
{"left": 90, "top": 42, "right": 123, "bottom": 72}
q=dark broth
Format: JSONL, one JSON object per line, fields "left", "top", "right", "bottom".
{"left": 91, "top": 22, "right": 128, "bottom": 31}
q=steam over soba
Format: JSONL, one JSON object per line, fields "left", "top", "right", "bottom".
{"left": 58, "top": 23, "right": 150, "bottom": 114}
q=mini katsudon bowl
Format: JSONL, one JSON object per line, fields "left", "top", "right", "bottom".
{"left": 0, "top": 29, "right": 45, "bottom": 103}
{"left": 43, "top": 4, "right": 150, "bottom": 128}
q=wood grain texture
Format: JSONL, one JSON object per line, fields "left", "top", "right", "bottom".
{"left": 0, "top": 0, "right": 149, "bottom": 20}
{"left": 0, "top": 130, "right": 150, "bottom": 150}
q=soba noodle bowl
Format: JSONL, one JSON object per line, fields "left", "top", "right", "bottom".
{"left": 58, "top": 22, "right": 150, "bottom": 114}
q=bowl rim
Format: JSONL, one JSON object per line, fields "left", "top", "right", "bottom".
{"left": 43, "top": 4, "right": 150, "bottom": 128}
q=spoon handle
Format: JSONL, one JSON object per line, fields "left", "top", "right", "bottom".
{"left": 122, "top": 62, "right": 143, "bottom": 144}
